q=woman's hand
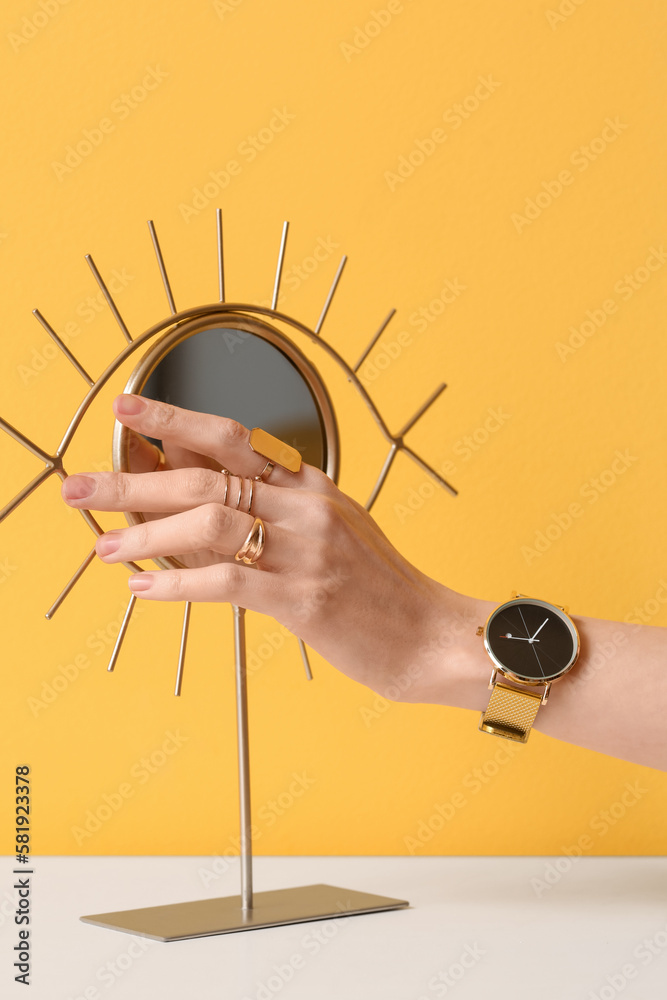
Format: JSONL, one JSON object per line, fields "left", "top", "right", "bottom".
{"left": 59, "top": 393, "right": 667, "bottom": 768}
{"left": 60, "top": 394, "right": 478, "bottom": 703}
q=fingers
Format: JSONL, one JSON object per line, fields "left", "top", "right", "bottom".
{"left": 112, "top": 394, "right": 332, "bottom": 492}
{"left": 62, "top": 467, "right": 238, "bottom": 513}
{"left": 95, "top": 503, "right": 288, "bottom": 570}
{"left": 61, "top": 467, "right": 312, "bottom": 522}
{"left": 126, "top": 428, "right": 221, "bottom": 476}
{"left": 126, "top": 431, "right": 166, "bottom": 474}
{"left": 127, "top": 560, "right": 280, "bottom": 612}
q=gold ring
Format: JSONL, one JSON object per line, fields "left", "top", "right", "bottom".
{"left": 246, "top": 478, "right": 254, "bottom": 514}
{"left": 254, "top": 460, "right": 275, "bottom": 482}
{"left": 249, "top": 427, "right": 302, "bottom": 474}
{"left": 152, "top": 446, "right": 166, "bottom": 471}
{"left": 234, "top": 517, "right": 265, "bottom": 565}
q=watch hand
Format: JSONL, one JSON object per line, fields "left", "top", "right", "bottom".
{"left": 500, "top": 634, "right": 539, "bottom": 642}
{"left": 530, "top": 618, "right": 549, "bottom": 641}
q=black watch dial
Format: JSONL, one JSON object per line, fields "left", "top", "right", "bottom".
{"left": 485, "top": 599, "right": 578, "bottom": 682}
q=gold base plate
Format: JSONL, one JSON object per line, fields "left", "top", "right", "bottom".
{"left": 80, "top": 883, "right": 409, "bottom": 941}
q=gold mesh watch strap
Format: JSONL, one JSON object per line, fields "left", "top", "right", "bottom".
{"left": 479, "top": 682, "right": 543, "bottom": 743}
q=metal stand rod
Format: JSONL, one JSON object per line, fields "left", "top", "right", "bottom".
{"left": 232, "top": 605, "right": 253, "bottom": 911}
{"left": 80, "top": 605, "right": 409, "bottom": 940}
{"left": 174, "top": 602, "right": 191, "bottom": 697}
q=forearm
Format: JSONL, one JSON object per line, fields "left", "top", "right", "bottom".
{"left": 533, "top": 609, "right": 667, "bottom": 770}
{"left": 61, "top": 396, "right": 666, "bottom": 773}
{"left": 418, "top": 588, "right": 667, "bottom": 771}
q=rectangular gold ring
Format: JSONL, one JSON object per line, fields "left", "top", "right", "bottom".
{"left": 249, "top": 427, "right": 302, "bottom": 474}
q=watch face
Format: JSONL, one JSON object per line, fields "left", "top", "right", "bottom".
{"left": 485, "top": 598, "right": 579, "bottom": 683}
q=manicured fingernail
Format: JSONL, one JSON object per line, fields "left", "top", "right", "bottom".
{"left": 129, "top": 574, "right": 153, "bottom": 592}
{"left": 62, "top": 475, "right": 96, "bottom": 500}
{"left": 116, "top": 394, "right": 146, "bottom": 416}
{"left": 97, "top": 534, "right": 121, "bottom": 558}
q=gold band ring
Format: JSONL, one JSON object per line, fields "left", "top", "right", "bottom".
{"left": 254, "top": 460, "right": 275, "bottom": 482}
{"left": 234, "top": 517, "right": 265, "bottom": 565}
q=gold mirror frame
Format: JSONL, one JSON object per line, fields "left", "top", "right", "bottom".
{"left": 112, "top": 311, "right": 340, "bottom": 572}
{"left": 0, "top": 213, "right": 460, "bottom": 938}
{"left": 1, "top": 214, "right": 457, "bottom": 666}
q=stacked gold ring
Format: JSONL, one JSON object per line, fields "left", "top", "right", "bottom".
{"left": 220, "top": 471, "right": 254, "bottom": 514}
{"left": 234, "top": 517, "right": 266, "bottom": 565}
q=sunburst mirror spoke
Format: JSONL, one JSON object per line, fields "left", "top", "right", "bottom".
{"left": 0, "top": 213, "right": 457, "bottom": 939}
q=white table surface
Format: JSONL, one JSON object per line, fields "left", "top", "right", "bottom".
{"left": 2, "top": 855, "right": 666, "bottom": 999}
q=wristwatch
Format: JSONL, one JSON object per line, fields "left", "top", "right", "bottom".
{"left": 476, "top": 593, "right": 580, "bottom": 743}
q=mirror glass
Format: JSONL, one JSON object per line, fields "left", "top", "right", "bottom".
{"left": 114, "top": 315, "right": 338, "bottom": 569}
{"left": 142, "top": 326, "right": 328, "bottom": 470}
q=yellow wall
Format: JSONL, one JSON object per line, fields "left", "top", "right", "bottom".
{"left": 1, "top": 0, "right": 666, "bottom": 857}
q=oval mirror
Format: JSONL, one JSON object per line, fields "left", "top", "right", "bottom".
{"left": 112, "top": 313, "right": 339, "bottom": 569}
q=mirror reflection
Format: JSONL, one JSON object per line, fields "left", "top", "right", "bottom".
{"left": 115, "top": 317, "right": 338, "bottom": 569}
{"left": 141, "top": 326, "right": 328, "bottom": 471}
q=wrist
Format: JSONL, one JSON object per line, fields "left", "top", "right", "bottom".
{"left": 402, "top": 585, "right": 494, "bottom": 710}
